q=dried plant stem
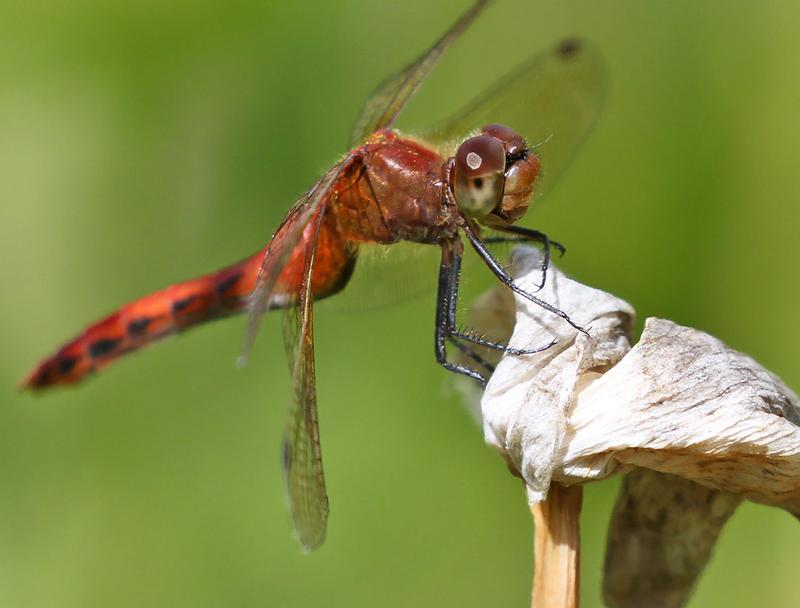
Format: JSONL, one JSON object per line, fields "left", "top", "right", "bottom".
{"left": 531, "top": 484, "right": 583, "bottom": 608}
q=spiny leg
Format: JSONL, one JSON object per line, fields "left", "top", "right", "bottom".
{"left": 445, "top": 331, "right": 555, "bottom": 377}
{"left": 450, "top": 327, "right": 556, "bottom": 356}
{"left": 459, "top": 220, "right": 588, "bottom": 335}
{"left": 435, "top": 238, "right": 553, "bottom": 386}
{"left": 435, "top": 239, "right": 487, "bottom": 384}
{"left": 447, "top": 335, "right": 497, "bottom": 375}
{"left": 482, "top": 226, "right": 565, "bottom": 291}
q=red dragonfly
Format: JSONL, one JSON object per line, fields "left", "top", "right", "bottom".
{"left": 23, "top": 0, "right": 604, "bottom": 549}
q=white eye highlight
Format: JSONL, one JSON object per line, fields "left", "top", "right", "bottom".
{"left": 466, "top": 151, "right": 483, "bottom": 170}
{"left": 454, "top": 135, "right": 506, "bottom": 218}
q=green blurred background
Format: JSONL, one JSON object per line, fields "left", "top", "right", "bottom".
{"left": 2, "top": 1, "right": 799, "bottom": 606}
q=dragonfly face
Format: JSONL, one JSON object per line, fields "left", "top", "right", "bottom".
{"left": 24, "top": 0, "right": 605, "bottom": 551}
{"left": 451, "top": 124, "right": 540, "bottom": 226}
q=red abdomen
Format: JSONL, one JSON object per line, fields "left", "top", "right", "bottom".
{"left": 23, "top": 250, "right": 265, "bottom": 389}
{"left": 24, "top": 218, "right": 354, "bottom": 389}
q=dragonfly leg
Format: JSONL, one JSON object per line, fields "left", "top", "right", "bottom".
{"left": 435, "top": 239, "right": 488, "bottom": 385}
{"left": 460, "top": 220, "right": 588, "bottom": 335}
{"left": 483, "top": 226, "right": 565, "bottom": 255}
{"left": 451, "top": 328, "right": 556, "bottom": 356}
{"left": 482, "top": 226, "right": 565, "bottom": 291}
{"left": 435, "top": 238, "right": 555, "bottom": 386}
{"left": 434, "top": 240, "right": 486, "bottom": 386}
{"left": 447, "top": 336, "right": 496, "bottom": 375}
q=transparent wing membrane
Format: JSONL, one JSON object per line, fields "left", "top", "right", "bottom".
{"left": 349, "top": 0, "right": 489, "bottom": 147}
{"left": 281, "top": 207, "right": 330, "bottom": 551}
{"left": 241, "top": 158, "right": 353, "bottom": 365}
{"left": 239, "top": 159, "right": 354, "bottom": 550}
{"left": 422, "top": 38, "right": 606, "bottom": 198}
{"left": 318, "top": 241, "right": 441, "bottom": 314}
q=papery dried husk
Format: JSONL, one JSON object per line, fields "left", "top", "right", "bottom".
{"left": 471, "top": 246, "right": 800, "bottom": 608}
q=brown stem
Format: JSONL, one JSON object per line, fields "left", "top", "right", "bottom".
{"left": 531, "top": 484, "right": 583, "bottom": 608}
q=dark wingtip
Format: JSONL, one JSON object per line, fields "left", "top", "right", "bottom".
{"left": 556, "top": 38, "right": 582, "bottom": 59}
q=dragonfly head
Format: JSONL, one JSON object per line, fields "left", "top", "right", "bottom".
{"left": 452, "top": 124, "right": 540, "bottom": 227}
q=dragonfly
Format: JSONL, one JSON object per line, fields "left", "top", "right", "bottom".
{"left": 23, "top": 0, "right": 605, "bottom": 550}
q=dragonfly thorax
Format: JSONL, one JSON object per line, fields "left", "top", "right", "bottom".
{"left": 332, "top": 130, "right": 457, "bottom": 245}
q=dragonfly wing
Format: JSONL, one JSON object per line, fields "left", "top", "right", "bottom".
{"left": 422, "top": 38, "right": 606, "bottom": 198}
{"left": 349, "top": 0, "right": 489, "bottom": 147}
{"left": 238, "top": 157, "right": 354, "bottom": 550}
{"left": 318, "top": 241, "right": 441, "bottom": 314}
{"left": 281, "top": 204, "right": 329, "bottom": 551}
{"left": 240, "top": 157, "right": 354, "bottom": 365}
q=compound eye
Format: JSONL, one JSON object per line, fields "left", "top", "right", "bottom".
{"left": 453, "top": 135, "right": 505, "bottom": 218}
{"left": 481, "top": 123, "right": 527, "bottom": 157}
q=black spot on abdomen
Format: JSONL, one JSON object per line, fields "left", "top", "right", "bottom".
{"left": 58, "top": 357, "right": 77, "bottom": 374}
{"left": 172, "top": 295, "right": 197, "bottom": 315}
{"left": 127, "top": 318, "right": 151, "bottom": 336}
{"left": 89, "top": 337, "right": 121, "bottom": 358}
{"left": 216, "top": 273, "right": 242, "bottom": 298}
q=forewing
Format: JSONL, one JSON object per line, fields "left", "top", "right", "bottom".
{"left": 237, "top": 158, "right": 354, "bottom": 550}
{"left": 422, "top": 38, "right": 606, "bottom": 198}
{"left": 349, "top": 0, "right": 489, "bottom": 147}
{"left": 281, "top": 205, "right": 329, "bottom": 551}
{"left": 240, "top": 157, "right": 353, "bottom": 365}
